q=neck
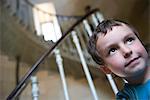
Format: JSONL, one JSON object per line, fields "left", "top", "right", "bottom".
{"left": 125, "top": 65, "right": 150, "bottom": 85}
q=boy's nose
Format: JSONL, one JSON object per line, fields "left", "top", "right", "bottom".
{"left": 121, "top": 45, "right": 132, "bottom": 58}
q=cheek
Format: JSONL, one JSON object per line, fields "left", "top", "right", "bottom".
{"left": 105, "top": 56, "right": 124, "bottom": 70}
{"left": 104, "top": 55, "right": 126, "bottom": 77}
{"left": 133, "top": 42, "right": 148, "bottom": 57}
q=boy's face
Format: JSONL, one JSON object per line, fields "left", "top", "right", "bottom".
{"left": 96, "top": 24, "right": 148, "bottom": 78}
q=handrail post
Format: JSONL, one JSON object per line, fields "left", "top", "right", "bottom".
{"left": 106, "top": 74, "right": 118, "bottom": 94}
{"left": 31, "top": 76, "right": 39, "bottom": 100}
{"left": 71, "top": 31, "right": 99, "bottom": 100}
{"left": 83, "top": 20, "right": 93, "bottom": 37}
{"left": 91, "top": 14, "right": 99, "bottom": 27}
{"left": 54, "top": 48, "right": 70, "bottom": 100}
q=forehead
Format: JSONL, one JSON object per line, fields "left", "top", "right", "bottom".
{"left": 96, "top": 24, "right": 135, "bottom": 52}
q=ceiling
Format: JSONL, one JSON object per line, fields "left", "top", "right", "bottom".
{"left": 32, "top": 0, "right": 149, "bottom": 43}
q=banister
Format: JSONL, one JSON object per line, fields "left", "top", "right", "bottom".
{"left": 7, "top": 8, "right": 99, "bottom": 100}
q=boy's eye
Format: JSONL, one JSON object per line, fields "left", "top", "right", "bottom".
{"left": 108, "top": 48, "right": 117, "bottom": 55}
{"left": 126, "top": 37, "right": 135, "bottom": 45}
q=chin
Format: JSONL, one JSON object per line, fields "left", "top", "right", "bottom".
{"left": 127, "top": 67, "right": 146, "bottom": 78}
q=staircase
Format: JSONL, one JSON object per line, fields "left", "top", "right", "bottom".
{"left": 4, "top": 0, "right": 150, "bottom": 100}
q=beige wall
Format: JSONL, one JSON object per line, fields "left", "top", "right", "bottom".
{"left": 0, "top": 53, "right": 115, "bottom": 100}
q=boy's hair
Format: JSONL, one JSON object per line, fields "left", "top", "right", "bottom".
{"left": 87, "top": 19, "right": 139, "bottom": 65}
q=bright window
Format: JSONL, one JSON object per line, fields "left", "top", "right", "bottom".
{"left": 32, "top": 2, "right": 62, "bottom": 42}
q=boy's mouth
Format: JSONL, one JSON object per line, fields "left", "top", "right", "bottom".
{"left": 125, "top": 56, "right": 140, "bottom": 67}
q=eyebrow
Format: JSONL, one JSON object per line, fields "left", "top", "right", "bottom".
{"left": 123, "top": 33, "right": 136, "bottom": 41}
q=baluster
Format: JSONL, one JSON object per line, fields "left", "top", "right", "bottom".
{"left": 75, "top": 27, "right": 89, "bottom": 57}
{"left": 17, "top": 0, "right": 26, "bottom": 26}
{"left": 31, "top": 76, "right": 39, "bottom": 100}
{"left": 91, "top": 14, "right": 99, "bottom": 27}
{"left": 27, "top": 4, "right": 35, "bottom": 32}
{"left": 22, "top": 4, "right": 30, "bottom": 27}
{"left": 67, "top": 36, "right": 76, "bottom": 54}
{"left": 24, "top": 3, "right": 34, "bottom": 31}
{"left": 106, "top": 74, "right": 118, "bottom": 94}
{"left": 95, "top": 12, "right": 104, "bottom": 22}
{"left": 80, "top": 25, "right": 91, "bottom": 44}
{"left": 71, "top": 31, "right": 99, "bottom": 100}
{"left": 83, "top": 19, "right": 93, "bottom": 37}
{"left": 54, "top": 48, "right": 70, "bottom": 100}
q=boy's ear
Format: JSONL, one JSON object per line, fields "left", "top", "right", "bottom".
{"left": 99, "top": 66, "right": 112, "bottom": 74}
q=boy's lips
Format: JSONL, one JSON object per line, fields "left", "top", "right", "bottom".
{"left": 125, "top": 56, "right": 140, "bottom": 67}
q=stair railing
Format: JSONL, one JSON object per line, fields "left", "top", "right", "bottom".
{"left": 59, "top": 11, "right": 119, "bottom": 95}
{"left": 4, "top": 0, "right": 150, "bottom": 99}
{"left": 6, "top": 9, "right": 100, "bottom": 100}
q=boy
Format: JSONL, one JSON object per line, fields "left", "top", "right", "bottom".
{"left": 87, "top": 19, "right": 150, "bottom": 99}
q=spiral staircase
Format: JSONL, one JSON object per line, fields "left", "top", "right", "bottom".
{"left": 1, "top": 0, "right": 149, "bottom": 100}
